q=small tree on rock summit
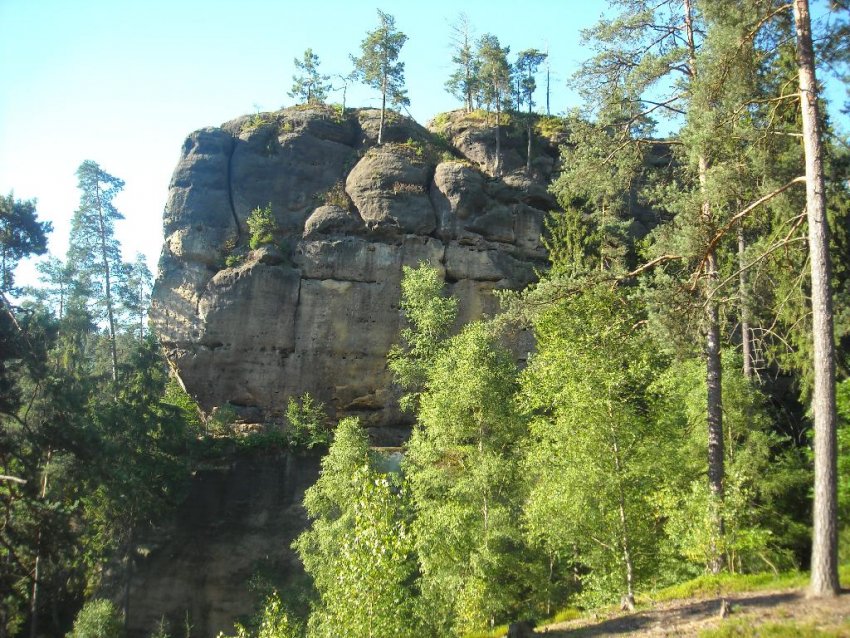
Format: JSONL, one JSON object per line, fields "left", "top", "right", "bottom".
{"left": 289, "top": 48, "right": 331, "bottom": 105}
{"left": 351, "top": 9, "right": 409, "bottom": 145}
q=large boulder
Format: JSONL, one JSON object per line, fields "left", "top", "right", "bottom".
{"left": 151, "top": 106, "right": 550, "bottom": 434}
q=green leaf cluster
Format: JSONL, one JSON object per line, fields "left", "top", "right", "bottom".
{"left": 247, "top": 204, "right": 278, "bottom": 250}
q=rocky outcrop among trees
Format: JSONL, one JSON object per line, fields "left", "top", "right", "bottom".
{"left": 151, "top": 106, "right": 562, "bottom": 437}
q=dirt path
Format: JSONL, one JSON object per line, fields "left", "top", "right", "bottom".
{"left": 537, "top": 589, "right": 850, "bottom": 636}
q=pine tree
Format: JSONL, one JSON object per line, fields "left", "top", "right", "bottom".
{"left": 477, "top": 34, "right": 511, "bottom": 176}
{"left": 67, "top": 161, "right": 126, "bottom": 383}
{"left": 514, "top": 48, "right": 547, "bottom": 174}
{"left": 445, "top": 13, "right": 478, "bottom": 113}
{"left": 288, "top": 48, "right": 331, "bottom": 105}
{"left": 351, "top": 10, "right": 409, "bottom": 145}
{"left": 0, "top": 193, "right": 50, "bottom": 294}
{"left": 792, "top": 0, "right": 840, "bottom": 598}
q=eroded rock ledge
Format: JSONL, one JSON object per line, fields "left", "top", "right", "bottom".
{"left": 151, "top": 106, "right": 563, "bottom": 434}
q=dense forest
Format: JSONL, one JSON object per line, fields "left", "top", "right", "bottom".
{"left": 2, "top": 1, "right": 849, "bottom": 636}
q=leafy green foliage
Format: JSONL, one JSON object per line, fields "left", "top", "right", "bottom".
{"left": 521, "top": 285, "right": 672, "bottom": 606}
{"left": 293, "top": 417, "right": 420, "bottom": 637}
{"left": 216, "top": 591, "right": 301, "bottom": 638}
{"left": 288, "top": 48, "right": 331, "bottom": 105}
{"left": 247, "top": 204, "right": 278, "bottom": 250}
{"left": 406, "top": 320, "right": 530, "bottom": 634}
{"left": 284, "top": 393, "right": 330, "bottom": 450}
{"left": 66, "top": 599, "right": 123, "bottom": 638}
{"left": 388, "top": 263, "right": 458, "bottom": 412}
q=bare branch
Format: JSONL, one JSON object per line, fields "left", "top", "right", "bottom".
{"left": 692, "top": 176, "right": 806, "bottom": 287}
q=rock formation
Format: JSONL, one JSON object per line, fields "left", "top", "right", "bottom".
{"left": 127, "top": 452, "right": 320, "bottom": 638}
{"left": 151, "top": 106, "right": 563, "bottom": 437}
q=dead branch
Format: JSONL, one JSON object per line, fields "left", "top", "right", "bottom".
{"left": 692, "top": 176, "right": 806, "bottom": 288}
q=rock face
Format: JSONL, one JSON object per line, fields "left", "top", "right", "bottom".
{"left": 151, "top": 107, "right": 558, "bottom": 434}
{"left": 126, "top": 452, "right": 320, "bottom": 638}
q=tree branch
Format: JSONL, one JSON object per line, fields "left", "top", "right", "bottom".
{"left": 692, "top": 176, "right": 806, "bottom": 288}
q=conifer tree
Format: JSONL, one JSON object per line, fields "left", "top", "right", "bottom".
{"left": 288, "top": 48, "right": 331, "bottom": 104}
{"left": 514, "top": 48, "right": 547, "bottom": 174}
{"left": 0, "top": 193, "right": 50, "bottom": 295}
{"left": 67, "top": 160, "right": 125, "bottom": 383}
{"left": 477, "top": 34, "right": 511, "bottom": 176}
{"left": 351, "top": 10, "right": 409, "bottom": 145}
{"left": 792, "top": 0, "right": 840, "bottom": 597}
{"left": 445, "top": 13, "right": 478, "bottom": 113}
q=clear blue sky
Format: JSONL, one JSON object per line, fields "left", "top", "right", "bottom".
{"left": 0, "top": 0, "right": 604, "bottom": 286}
{"left": 0, "top": 1, "right": 846, "bottom": 290}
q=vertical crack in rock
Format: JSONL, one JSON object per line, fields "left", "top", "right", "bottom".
{"left": 226, "top": 133, "right": 241, "bottom": 239}
{"left": 152, "top": 107, "right": 555, "bottom": 434}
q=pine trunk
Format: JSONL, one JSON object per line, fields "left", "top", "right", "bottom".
{"left": 793, "top": 0, "right": 840, "bottom": 598}
{"left": 29, "top": 450, "right": 51, "bottom": 638}
{"left": 704, "top": 210, "right": 725, "bottom": 576}
{"left": 378, "top": 72, "right": 387, "bottom": 145}
{"left": 494, "top": 99, "right": 502, "bottom": 177}
{"left": 95, "top": 181, "right": 118, "bottom": 383}
{"left": 526, "top": 103, "right": 533, "bottom": 175}
{"left": 738, "top": 227, "right": 753, "bottom": 379}
{"left": 685, "top": 0, "right": 725, "bottom": 574}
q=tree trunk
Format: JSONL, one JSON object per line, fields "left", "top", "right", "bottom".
{"left": 526, "top": 103, "right": 533, "bottom": 175}
{"left": 29, "top": 450, "right": 51, "bottom": 638}
{"left": 705, "top": 234, "right": 725, "bottom": 575}
{"left": 494, "top": 98, "right": 502, "bottom": 177}
{"left": 122, "top": 523, "right": 135, "bottom": 628}
{"left": 378, "top": 71, "right": 387, "bottom": 145}
{"left": 611, "top": 436, "right": 635, "bottom": 609}
{"left": 793, "top": 0, "right": 840, "bottom": 598}
{"left": 738, "top": 227, "right": 753, "bottom": 379}
{"left": 684, "top": 0, "right": 725, "bottom": 574}
{"left": 94, "top": 181, "right": 118, "bottom": 383}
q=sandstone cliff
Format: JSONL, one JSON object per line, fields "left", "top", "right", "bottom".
{"left": 151, "top": 107, "right": 563, "bottom": 436}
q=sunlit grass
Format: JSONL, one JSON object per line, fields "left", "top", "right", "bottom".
{"left": 534, "top": 564, "right": 850, "bottom": 633}
{"left": 699, "top": 618, "right": 850, "bottom": 637}
{"left": 647, "top": 570, "right": 810, "bottom": 603}
{"left": 462, "top": 623, "right": 509, "bottom": 638}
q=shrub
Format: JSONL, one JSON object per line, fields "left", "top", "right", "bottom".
{"left": 284, "top": 393, "right": 331, "bottom": 449}
{"left": 319, "top": 181, "right": 350, "bottom": 209}
{"left": 247, "top": 204, "right": 278, "bottom": 250}
{"left": 243, "top": 112, "right": 273, "bottom": 133}
{"left": 67, "top": 599, "right": 122, "bottom": 638}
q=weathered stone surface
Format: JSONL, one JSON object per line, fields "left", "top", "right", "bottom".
{"left": 126, "top": 453, "right": 320, "bottom": 638}
{"left": 151, "top": 106, "right": 551, "bottom": 432}
{"left": 303, "top": 204, "right": 364, "bottom": 237}
{"left": 345, "top": 145, "right": 436, "bottom": 235}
